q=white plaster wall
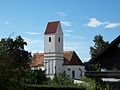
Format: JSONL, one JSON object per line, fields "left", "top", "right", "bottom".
{"left": 55, "top": 59, "right": 64, "bottom": 74}
{"left": 63, "top": 65, "right": 85, "bottom": 80}
{"left": 44, "top": 34, "right": 55, "bottom": 53}
{"left": 55, "top": 24, "right": 63, "bottom": 53}
{"left": 44, "top": 59, "right": 55, "bottom": 75}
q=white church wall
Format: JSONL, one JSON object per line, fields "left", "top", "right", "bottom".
{"left": 63, "top": 65, "right": 85, "bottom": 80}
{"left": 55, "top": 59, "right": 64, "bottom": 74}
{"left": 55, "top": 24, "right": 63, "bottom": 53}
{"left": 44, "top": 34, "right": 56, "bottom": 53}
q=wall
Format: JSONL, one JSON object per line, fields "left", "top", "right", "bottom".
{"left": 63, "top": 65, "right": 85, "bottom": 80}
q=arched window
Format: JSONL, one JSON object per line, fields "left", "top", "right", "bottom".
{"left": 58, "top": 37, "right": 60, "bottom": 42}
{"left": 72, "top": 70, "right": 75, "bottom": 79}
{"left": 49, "top": 37, "right": 51, "bottom": 42}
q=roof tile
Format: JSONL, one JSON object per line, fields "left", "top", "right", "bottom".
{"left": 44, "top": 21, "right": 60, "bottom": 34}
{"left": 30, "top": 51, "right": 83, "bottom": 67}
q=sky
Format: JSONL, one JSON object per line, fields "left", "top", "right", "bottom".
{"left": 0, "top": 0, "right": 120, "bottom": 62}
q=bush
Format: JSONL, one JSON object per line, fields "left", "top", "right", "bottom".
{"left": 26, "top": 85, "right": 86, "bottom": 90}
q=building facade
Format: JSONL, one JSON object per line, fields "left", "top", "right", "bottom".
{"left": 31, "top": 21, "right": 85, "bottom": 80}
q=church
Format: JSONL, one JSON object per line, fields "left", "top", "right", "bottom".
{"left": 30, "top": 21, "right": 85, "bottom": 80}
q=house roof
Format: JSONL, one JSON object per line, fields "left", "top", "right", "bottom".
{"left": 63, "top": 51, "right": 83, "bottom": 65}
{"left": 30, "top": 51, "right": 83, "bottom": 67}
{"left": 89, "top": 35, "right": 120, "bottom": 64}
{"left": 44, "top": 21, "right": 60, "bottom": 34}
{"left": 30, "top": 53, "right": 44, "bottom": 67}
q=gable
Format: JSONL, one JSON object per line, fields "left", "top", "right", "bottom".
{"left": 63, "top": 51, "right": 83, "bottom": 65}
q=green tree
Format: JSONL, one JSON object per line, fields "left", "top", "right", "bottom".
{"left": 90, "top": 34, "right": 109, "bottom": 58}
{"left": 49, "top": 73, "right": 74, "bottom": 86}
{"left": 0, "top": 35, "right": 32, "bottom": 90}
{"left": 25, "top": 69, "right": 47, "bottom": 85}
{"left": 86, "top": 35, "right": 110, "bottom": 90}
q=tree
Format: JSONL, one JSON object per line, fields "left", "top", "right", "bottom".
{"left": 90, "top": 34, "right": 109, "bottom": 58}
{"left": 48, "top": 73, "right": 74, "bottom": 86}
{"left": 0, "top": 35, "right": 32, "bottom": 89}
{"left": 0, "top": 36, "right": 32, "bottom": 69}
{"left": 26, "top": 69, "right": 47, "bottom": 85}
{"left": 86, "top": 35, "right": 109, "bottom": 71}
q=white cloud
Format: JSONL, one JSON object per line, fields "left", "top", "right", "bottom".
{"left": 85, "top": 17, "right": 120, "bottom": 29}
{"left": 57, "top": 12, "right": 67, "bottom": 17}
{"left": 64, "top": 30, "right": 74, "bottom": 33}
{"left": 24, "top": 38, "right": 43, "bottom": 44}
{"left": 87, "top": 18, "right": 102, "bottom": 28}
{"left": 73, "top": 36, "right": 84, "bottom": 40}
{"left": 25, "top": 32, "right": 42, "bottom": 35}
{"left": 61, "top": 21, "right": 72, "bottom": 26}
{"left": 65, "top": 33, "right": 71, "bottom": 37}
{"left": 105, "top": 23, "right": 120, "bottom": 28}
{"left": 24, "top": 38, "right": 44, "bottom": 53}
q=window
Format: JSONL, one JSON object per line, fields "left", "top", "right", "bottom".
{"left": 49, "top": 37, "right": 51, "bottom": 42}
{"left": 72, "top": 71, "right": 75, "bottom": 79}
{"left": 58, "top": 37, "right": 60, "bottom": 42}
{"left": 68, "top": 68, "right": 70, "bottom": 71}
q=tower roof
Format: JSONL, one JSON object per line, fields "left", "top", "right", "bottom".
{"left": 44, "top": 21, "right": 60, "bottom": 34}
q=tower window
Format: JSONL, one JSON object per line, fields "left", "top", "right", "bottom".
{"left": 58, "top": 37, "right": 60, "bottom": 42}
{"left": 49, "top": 37, "right": 51, "bottom": 42}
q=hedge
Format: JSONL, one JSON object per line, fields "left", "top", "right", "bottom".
{"left": 25, "top": 85, "right": 86, "bottom": 90}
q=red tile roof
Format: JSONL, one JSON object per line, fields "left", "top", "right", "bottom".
{"left": 44, "top": 21, "right": 60, "bottom": 34}
{"left": 64, "top": 51, "right": 83, "bottom": 65}
{"left": 30, "top": 51, "right": 83, "bottom": 67}
{"left": 30, "top": 53, "right": 44, "bottom": 67}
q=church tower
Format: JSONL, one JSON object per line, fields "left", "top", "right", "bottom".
{"left": 44, "top": 21, "right": 63, "bottom": 76}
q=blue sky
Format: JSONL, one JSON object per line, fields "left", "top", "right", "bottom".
{"left": 0, "top": 0, "right": 120, "bottom": 62}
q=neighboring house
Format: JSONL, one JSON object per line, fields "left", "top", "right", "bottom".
{"left": 86, "top": 35, "right": 120, "bottom": 82}
{"left": 30, "top": 21, "right": 85, "bottom": 80}
{"left": 89, "top": 35, "right": 120, "bottom": 71}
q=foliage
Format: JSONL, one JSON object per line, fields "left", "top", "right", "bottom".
{"left": 90, "top": 34, "right": 109, "bottom": 58}
{"left": 25, "top": 69, "right": 47, "bottom": 85}
{"left": 80, "top": 76, "right": 117, "bottom": 90}
{"left": 86, "top": 35, "right": 109, "bottom": 71}
{"left": 0, "top": 35, "right": 32, "bottom": 90}
{"left": 26, "top": 85, "right": 86, "bottom": 90}
{"left": 47, "top": 73, "right": 74, "bottom": 86}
